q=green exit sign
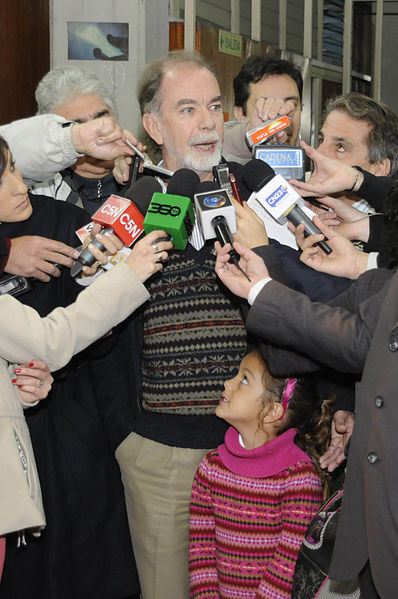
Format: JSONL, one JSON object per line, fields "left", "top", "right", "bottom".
{"left": 219, "top": 30, "right": 242, "bottom": 57}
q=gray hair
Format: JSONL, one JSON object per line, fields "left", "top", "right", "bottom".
{"left": 324, "top": 92, "right": 398, "bottom": 178}
{"left": 35, "top": 66, "right": 118, "bottom": 118}
{"left": 137, "top": 50, "right": 217, "bottom": 117}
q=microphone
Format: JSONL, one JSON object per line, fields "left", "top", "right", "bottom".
{"left": 229, "top": 172, "right": 243, "bottom": 205}
{"left": 194, "top": 181, "right": 236, "bottom": 241}
{"left": 194, "top": 181, "right": 250, "bottom": 281}
{"left": 242, "top": 159, "right": 332, "bottom": 254}
{"left": 143, "top": 168, "right": 199, "bottom": 250}
{"left": 71, "top": 176, "right": 161, "bottom": 277}
{"left": 245, "top": 115, "right": 291, "bottom": 148}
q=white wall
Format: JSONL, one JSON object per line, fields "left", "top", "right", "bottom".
{"left": 50, "top": 0, "right": 169, "bottom": 133}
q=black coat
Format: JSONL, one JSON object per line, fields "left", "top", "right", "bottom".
{"left": 0, "top": 195, "right": 139, "bottom": 598}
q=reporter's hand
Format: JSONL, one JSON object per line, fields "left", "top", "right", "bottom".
{"left": 246, "top": 96, "right": 296, "bottom": 144}
{"left": 306, "top": 196, "right": 370, "bottom": 242}
{"left": 214, "top": 240, "right": 269, "bottom": 299}
{"left": 290, "top": 141, "right": 363, "bottom": 197}
{"left": 113, "top": 156, "right": 133, "bottom": 183}
{"left": 71, "top": 117, "right": 138, "bottom": 161}
{"left": 319, "top": 410, "right": 355, "bottom": 472}
{"left": 12, "top": 360, "right": 53, "bottom": 404}
{"left": 113, "top": 143, "right": 145, "bottom": 184}
{"left": 79, "top": 224, "right": 124, "bottom": 276}
{"left": 293, "top": 217, "right": 369, "bottom": 279}
{"left": 6, "top": 236, "right": 80, "bottom": 282}
{"left": 233, "top": 199, "right": 269, "bottom": 248}
{"left": 125, "top": 230, "right": 174, "bottom": 282}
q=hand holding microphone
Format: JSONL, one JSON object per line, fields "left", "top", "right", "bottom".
{"left": 71, "top": 176, "right": 161, "bottom": 277}
{"left": 78, "top": 225, "right": 124, "bottom": 276}
{"left": 124, "top": 230, "right": 174, "bottom": 281}
{"left": 242, "top": 159, "right": 332, "bottom": 254}
{"left": 214, "top": 241, "right": 269, "bottom": 300}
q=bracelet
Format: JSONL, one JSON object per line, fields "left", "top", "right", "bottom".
{"left": 348, "top": 171, "right": 360, "bottom": 192}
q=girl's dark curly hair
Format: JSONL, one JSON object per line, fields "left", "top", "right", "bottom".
{"left": 252, "top": 350, "right": 333, "bottom": 498}
{"left": 278, "top": 378, "right": 333, "bottom": 498}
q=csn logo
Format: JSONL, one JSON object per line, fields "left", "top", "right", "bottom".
{"left": 265, "top": 184, "right": 288, "bottom": 207}
{"left": 203, "top": 194, "right": 226, "bottom": 209}
{"left": 148, "top": 203, "right": 181, "bottom": 217}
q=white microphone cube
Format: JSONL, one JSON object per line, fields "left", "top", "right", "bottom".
{"left": 194, "top": 188, "right": 237, "bottom": 240}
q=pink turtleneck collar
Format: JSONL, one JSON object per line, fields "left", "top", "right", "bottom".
{"left": 218, "top": 427, "right": 312, "bottom": 479}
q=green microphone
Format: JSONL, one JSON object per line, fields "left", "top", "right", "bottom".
{"left": 143, "top": 169, "right": 198, "bottom": 250}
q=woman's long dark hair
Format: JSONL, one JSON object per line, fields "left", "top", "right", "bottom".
{"left": 0, "top": 136, "right": 9, "bottom": 178}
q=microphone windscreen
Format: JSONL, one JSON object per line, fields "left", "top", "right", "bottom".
{"left": 124, "top": 176, "right": 162, "bottom": 214}
{"left": 242, "top": 159, "right": 275, "bottom": 192}
{"left": 167, "top": 168, "right": 200, "bottom": 199}
{"left": 195, "top": 180, "right": 219, "bottom": 194}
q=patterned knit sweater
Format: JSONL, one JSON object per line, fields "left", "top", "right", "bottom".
{"left": 141, "top": 243, "right": 247, "bottom": 416}
{"left": 189, "top": 427, "right": 323, "bottom": 599}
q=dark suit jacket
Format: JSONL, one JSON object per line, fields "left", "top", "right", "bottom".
{"left": 245, "top": 267, "right": 398, "bottom": 597}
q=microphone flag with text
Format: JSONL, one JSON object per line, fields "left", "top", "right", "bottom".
{"left": 71, "top": 176, "right": 161, "bottom": 277}
{"left": 242, "top": 159, "right": 332, "bottom": 254}
{"left": 143, "top": 168, "right": 199, "bottom": 250}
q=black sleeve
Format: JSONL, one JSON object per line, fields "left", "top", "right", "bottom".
{"left": 0, "top": 237, "right": 11, "bottom": 275}
{"left": 253, "top": 243, "right": 289, "bottom": 283}
{"left": 353, "top": 168, "right": 396, "bottom": 212}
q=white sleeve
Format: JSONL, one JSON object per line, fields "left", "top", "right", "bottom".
{"left": 367, "top": 252, "right": 379, "bottom": 270}
{"left": 0, "top": 115, "right": 82, "bottom": 184}
{"left": 0, "top": 262, "right": 149, "bottom": 372}
{"left": 247, "top": 277, "right": 271, "bottom": 305}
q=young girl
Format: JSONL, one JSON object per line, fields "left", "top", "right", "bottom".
{"left": 189, "top": 350, "right": 332, "bottom": 599}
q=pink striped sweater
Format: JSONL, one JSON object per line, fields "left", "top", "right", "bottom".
{"left": 189, "top": 427, "right": 323, "bottom": 599}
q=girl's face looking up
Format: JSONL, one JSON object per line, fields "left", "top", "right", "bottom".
{"left": 216, "top": 352, "right": 268, "bottom": 435}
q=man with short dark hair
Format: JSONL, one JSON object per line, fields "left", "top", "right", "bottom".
{"left": 223, "top": 54, "right": 303, "bottom": 164}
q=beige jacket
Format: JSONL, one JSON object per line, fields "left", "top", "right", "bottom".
{"left": 0, "top": 263, "right": 149, "bottom": 536}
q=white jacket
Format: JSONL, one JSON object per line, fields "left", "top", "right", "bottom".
{"left": 0, "top": 115, "right": 81, "bottom": 185}
{"left": 0, "top": 263, "right": 149, "bottom": 536}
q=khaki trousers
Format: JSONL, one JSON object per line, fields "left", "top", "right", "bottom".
{"left": 116, "top": 432, "right": 210, "bottom": 599}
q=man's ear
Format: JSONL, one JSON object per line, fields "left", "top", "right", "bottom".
{"left": 262, "top": 402, "right": 284, "bottom": 424}
{"left": 371, "top": 157, "right": 391, "bottom": 177}
{"left": 142, "top": 112, "right": 163, "bottom": 146}
{"left": 233, "top": 106, "right": 246, "bottom": 122}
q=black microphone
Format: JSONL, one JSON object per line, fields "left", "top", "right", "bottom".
{"left": 242, "top": 159, "right": 332, "bottom": 254}
{"left": 122, "top": 174, "right": 162, "bottom": 211}
{"left": 167, "top": 168, "right": 200, "bottom": 199}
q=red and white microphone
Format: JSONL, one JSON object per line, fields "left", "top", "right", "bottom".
{"left": 70, "top": 194, "right": 145, "bottom": 278}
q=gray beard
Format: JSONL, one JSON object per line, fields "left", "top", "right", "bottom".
{"left": 183, "top": 144, "right": 223, "bottom": 173}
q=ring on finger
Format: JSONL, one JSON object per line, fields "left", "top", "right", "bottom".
{"left": 38, "top": 379, "right": 44, "bottom": 388}
{"left": 152, "top": 244, "right": 159, "bottom": 253}
{"left": 157, "top": 252, "right": 165, "bottom": 262}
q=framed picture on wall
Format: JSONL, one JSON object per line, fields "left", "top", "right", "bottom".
{"left": 67, "top": 22, "right": 129, "bottom": 61}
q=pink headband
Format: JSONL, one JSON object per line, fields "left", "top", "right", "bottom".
{"left": 280, "top": 377, "right": 297, "bottom": 419}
